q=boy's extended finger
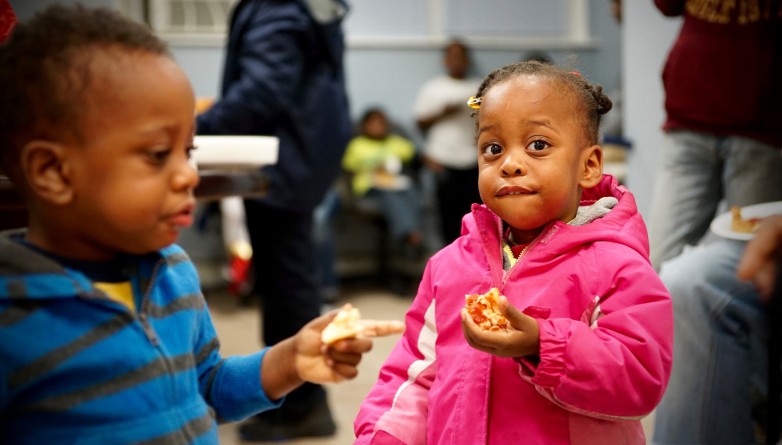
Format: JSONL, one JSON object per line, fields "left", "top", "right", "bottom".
{"left": 360, "top": 320, "right": 405, "bottom": 338}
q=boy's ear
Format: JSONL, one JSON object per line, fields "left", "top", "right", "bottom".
{"left": 578, "top": 144, "right": 603, "bottom": 189}
{"left": 20, "top": 140, "right": 74, "bottom": 205}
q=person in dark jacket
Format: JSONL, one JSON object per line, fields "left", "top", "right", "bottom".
{"left": 196, "top": 0, "right": 353, "bottom": 440}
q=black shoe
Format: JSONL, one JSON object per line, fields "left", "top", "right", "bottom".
{"left": 238, "top": 399, "right": 337, "bottom": 442}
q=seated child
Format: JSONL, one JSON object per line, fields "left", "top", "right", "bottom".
{"left": 0, "top": 5, "right": 402, "bottom": 444}
{"left": 354, "top": 61, "right": 673, "bottom": 444}
{"left": 342, "top": 107, "right": 423, "bottom": 248}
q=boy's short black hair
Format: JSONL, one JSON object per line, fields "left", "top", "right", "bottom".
{"left": 0, "top": 3, "right": 170, "bottom": 175}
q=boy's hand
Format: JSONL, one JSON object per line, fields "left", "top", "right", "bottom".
{"left": 461, "top": 296, "right": 539, "bottom": 358}
{"left": 262, "top": 308, "right": 404, "bottom": 400}
{"left": 295, "top": 309, "right": 405, "bottom": 384}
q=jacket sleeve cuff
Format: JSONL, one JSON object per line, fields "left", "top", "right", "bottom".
{"left": 517, "top": 319, "right": 567, "bottom": 388}
{"left": 211, "top": 347, "right": 284, "bottom": 421}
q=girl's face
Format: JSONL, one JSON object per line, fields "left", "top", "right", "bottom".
{"left": 48, "top": 51, "right": 199, "bottom": 260}
{"left": 476, "top": 75, "right": 602, "bottom": 244}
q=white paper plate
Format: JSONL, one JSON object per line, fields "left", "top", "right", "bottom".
{"left": 710, "top": 201, "right": 782, "bottom": 240}
{"left": 192, "top": 135, "right": 279, "bottom": 169}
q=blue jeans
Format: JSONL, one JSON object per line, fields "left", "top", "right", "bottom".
{"left": 361, "top": 187, "right": 422, "bottom": 242}
{"left": 648, "top": 131, "right": 782, "bottom": 269}
{"left": 652, "top": 240, "right": 768, "bottom": 445}
{"left": 313, "top": 187, "right": 341, "bottom": 294}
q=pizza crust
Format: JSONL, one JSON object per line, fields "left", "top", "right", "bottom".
{"left": 465, "top": 288, "right": 509, "bottom": 331}
{"left": 731, "top": 206, "right": 762, "bottom": 234}
{"left": 321, "top": 304, "right": 363, "bottom": 345}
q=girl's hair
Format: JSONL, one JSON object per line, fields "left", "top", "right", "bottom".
{"left": 0, "top": 4, "right": 170, "bottom": 174}
{"left": 473, "top": 60, "right": 613, "bottom": 145}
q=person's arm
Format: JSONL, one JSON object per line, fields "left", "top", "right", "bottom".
{"left": 517, "top": 248, "right": 673, "bottom": 419}
{"left": 737, "top": 215, "right": 782, "bottom": 299}
{"left": 415, "top": 103, "right": 464, "bottom": 134}
{"left": 196, "top": 2, "right": 309, "bottom": 135}
{"left": 354, "top": 266, "right": 438, "bottom": 445}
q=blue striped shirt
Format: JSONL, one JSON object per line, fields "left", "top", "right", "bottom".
{"left": 0, "top": 230, "right": 281, "bottom": 444}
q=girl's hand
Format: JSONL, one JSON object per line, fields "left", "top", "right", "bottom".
{"left": 461, "top": 296, "right": 540, "bottom": 358}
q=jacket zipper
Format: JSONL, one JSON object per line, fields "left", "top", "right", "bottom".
{"left": 138, "top": 261, "right": 163, "bottom": 346}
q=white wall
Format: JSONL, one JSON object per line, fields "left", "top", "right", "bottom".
{"left": 622, "top": 2, "right": 681, "bottom": 217}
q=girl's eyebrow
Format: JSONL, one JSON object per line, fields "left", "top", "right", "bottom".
{"left": 526, "top": 119, "right": 554, "bottom": 130}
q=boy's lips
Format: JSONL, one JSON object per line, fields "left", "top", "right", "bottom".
{"left": 167, "top": 203, "right": 195, "bottom": 228}
{"left": 496, "top": 185, "right": 534, "bottom": 196}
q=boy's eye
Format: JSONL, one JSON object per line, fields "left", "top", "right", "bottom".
{"left": 481, "top": 143, "right": 503, "bottom": 156}
{"left": 147, "top": 148, "right": 171, "bottom": 164}
{"left": 527, "top": 140, "right": 549, "bottom": 151}
{"left": 186, "top": 145, "right": 197, "bottom": 159}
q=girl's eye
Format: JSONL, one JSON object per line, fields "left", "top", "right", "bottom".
{"left": 482, "top": 143, "right": 503, "bottom": 156}
{"left": 186, "top": 145, "right": 197, "bottom": 159}
{"left": 527, "top": 140, "right": 549, "bottom": 151}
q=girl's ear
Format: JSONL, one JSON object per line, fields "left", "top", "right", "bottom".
{"left": 20, "top": 140, "right": 74, "bottom": 205}
{"left": 578, "top": 144, "right": 603, "bottom": 189}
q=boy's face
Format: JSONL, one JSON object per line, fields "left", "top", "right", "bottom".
{"left": 54, "top": 51, "right": 198, "bottom": 259}
{"left": 476, "top": 76, "right": 601, "bottom": 244}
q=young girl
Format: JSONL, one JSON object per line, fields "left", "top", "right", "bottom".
{"left": 354, "top": 61, "right": 673, "bottom": 445}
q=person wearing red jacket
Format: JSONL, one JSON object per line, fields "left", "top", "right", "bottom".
{"left": 648, "top": 0, "right": 782, "bottom": 270}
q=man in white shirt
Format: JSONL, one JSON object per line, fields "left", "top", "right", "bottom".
{"left": 413, "top": 39, "right": 482, "bottom": 245}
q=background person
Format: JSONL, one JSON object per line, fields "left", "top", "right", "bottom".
{"left": 647, "top": 0, "right": 782, "bottom": 270}
{"left": 653, "top": 215, "right": 782, "bottom": 445}
{"left": 342, "top": 107, "right": 424, "bottom": 253}
{"left": 194, "top": 0, "right": 353, "bottom": 440}
{"left": 413, "top": 38, "right": 482, "bottom": 246}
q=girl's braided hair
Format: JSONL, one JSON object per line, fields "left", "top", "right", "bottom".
{"left": 473, "top": 60, "right": 613, "bottom": 145}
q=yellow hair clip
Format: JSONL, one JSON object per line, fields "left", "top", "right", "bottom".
{"left": 467, "top": 96, "right": 481, "bottom": 110}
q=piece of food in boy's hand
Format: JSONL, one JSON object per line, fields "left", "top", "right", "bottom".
{"left": 321, "top": 304, "right": 364, "bottom": 345}
{"left": 321, "top": 304, "right": 405, "bottom": 345}
{"left": 731, "top": 206, "right": 763, "bottom": 234}
{"left": 465, "top": 288, "right": 509, "bottom": 331}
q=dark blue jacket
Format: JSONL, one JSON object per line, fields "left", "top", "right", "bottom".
{"left": 197, "top": 0, "right": 352, "bottom": 212}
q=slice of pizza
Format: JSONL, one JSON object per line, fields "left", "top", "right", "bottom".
{"left": 731, "top": 206, "right": 762, "bottom": 234}
{"left": 465, "top": 288, "right": 509, "bottom": 332}
{"left": 321, "top": 304, "right": 363, "bottom": 345}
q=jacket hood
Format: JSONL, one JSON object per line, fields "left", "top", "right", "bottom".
{"left": 463, "top": 175, "right": 651, "bottom": 267}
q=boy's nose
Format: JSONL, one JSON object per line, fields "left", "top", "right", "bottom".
{"left": 174, "top": 158, "right": 200, "bottom": 191}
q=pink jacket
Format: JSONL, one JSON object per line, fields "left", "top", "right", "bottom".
{"left": 354, "top": 176, "right": 673, "bottom": 445}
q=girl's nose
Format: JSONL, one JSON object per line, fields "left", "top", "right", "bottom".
{"left": 500, "top": 152, "right": 526, "bottom": 177}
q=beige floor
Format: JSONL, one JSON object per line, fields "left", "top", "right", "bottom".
{"left": 207, "top": 284, "right": 655, "bottom": 445}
